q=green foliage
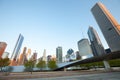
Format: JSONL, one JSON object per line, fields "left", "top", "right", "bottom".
{"left": 24, "top": 60, "right": 35, "bottom": 74}
{"left": 47, "top": 60, "right": 57, "bottom": 70}
{"left": 0, "top": 58, "right": 10, "bottom": 72}
{"left": 36, "top": 60, "right": 46, "bottom": 70}
{"left": 80, "top": 61, "right": 104, "bottom": 70}
{"left": 80, "top": 59, "right": 120, "bottom": 70}
{"left": 108, "top": 59, "right": 120, "bottom": 67}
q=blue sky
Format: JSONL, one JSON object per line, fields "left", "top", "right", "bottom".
{"left": 0, "top": 0, "right": 120, "bottom": 58}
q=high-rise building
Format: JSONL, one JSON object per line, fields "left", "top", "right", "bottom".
{"left": 78, "top": 38, "right": 93, "bottom": 59}
{"left": 2, "top": 52, "right": 9, "bottom": 58}
{"left": 26, "top": 48, "right": 31, "bottom": 60}
{"left": 75, "top": 51, "right": 81, "bottom": 60}
{"left": 18, "top": 47, "right": 27, "bottom": 65}
{"left": 0, "top": 42, "right": 7, "bottom": 58}
{"left": 47, "top": 55, "right": 52, "bottom": 62}
{"left": 56, "top": 46, "right": 62, "bottom": 63}
{"left": 67, "top": 49, "right": 74, "bottom": 55}
{"left": 31, "top": 51, "right": 37, "bottom": 61}
{"left": 88, "top": 26, "right": 106, "bottom": 56}
{"left": 91, "top": 2, "right": 120, "bottom": 52}
{"left": 11, "top": 34, "right": 24, "bottom": 61}
{"left": 42, "top": 49, "right": 47, "bottom": 61}
{"left": 66, "top": 49, "right": 75, "bottom": 62}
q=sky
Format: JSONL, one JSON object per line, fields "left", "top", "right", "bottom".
{"left": 0, "top": 0, "right": 120, "bottom": 59}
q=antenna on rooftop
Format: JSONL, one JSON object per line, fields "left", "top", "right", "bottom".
{"left": 81, "top": 26, "right": 85, "bottom": 38}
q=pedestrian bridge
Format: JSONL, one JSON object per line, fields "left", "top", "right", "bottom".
{"left": 54, "top": 51, "right": 120, "bottom": 71}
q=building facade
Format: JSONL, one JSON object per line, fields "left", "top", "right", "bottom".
{"left": 66, "top": 49, "right": 76, "bottom": 61}
{"left": 18, "top": 47, "right": 27, "bottom": 65}
{"left": 0, "top": 42, "right": 7, "bottom": 58}
{"left": 26, "top": 48, "right": 31, "bottom": 60}
{"left": 91, "top": 2, "right": 120, "bottom": 52}
{"left": 88, "top": 26, "right": 106, "bottom": 56}
{"left": 78, "top": 38, "right": 93, "bottom": 59}
{"left": 47, "top": 55, "right": 52, "bottom": 62}
{"left": 75, "top": 51, "right": 81, "bottom": 60}
{"left": 2, "top": 52, "right": 9, "bottom": 58}
{"left": 56, "top": 46, "right": 62, "bottom": 63}
{"left": 42, "top": 49, "right": 47, "bottom": 61}
{"left": 11, "top": 34, "right": 24, "bottom": 61}
{"left": 31, "top": 51, "right": 37, "bottom": 61}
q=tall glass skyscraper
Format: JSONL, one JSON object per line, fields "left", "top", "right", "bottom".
{"left": 88, "top": 26, "right": 106, "bottom": 56}
{"left": 91, "top": 2, "right": 120, "bottom": 52}
{"left": 11, "top": 34, "right": 24, "bottom": 61}
{"left": 56, "top": 46, "right": 62, "bottom": 63}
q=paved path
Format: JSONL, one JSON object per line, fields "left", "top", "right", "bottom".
{"left": 27, "top": 72, "right": 120, "bottom": 80}
{"left": 0, "top": 71, "right": 120, "bottom": 80}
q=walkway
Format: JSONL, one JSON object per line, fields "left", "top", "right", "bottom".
{"left": 27, "top": 71, "right": 120, "bottom": 80}
{"left": 0, "top": 70, "right": 120, "bottom": 80}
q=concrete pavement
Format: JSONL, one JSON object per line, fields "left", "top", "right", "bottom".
{"left": 27, "top": 72, "right": 120, "bottom": 80}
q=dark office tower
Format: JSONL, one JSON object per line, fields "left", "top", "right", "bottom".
{"left": 11, "top": 34, "right": 24, "bottom": 61}
{"left": 88, "top": 26, "right": 106, "bottom": 56}
{"left": 91, "top": 2, "right": 120, "bottom": 52}
{"left": 56, "top": 46, "right": 62, "bottom": 63}
{"left": 0, "top": 42, "right": 7, "bottom": 58}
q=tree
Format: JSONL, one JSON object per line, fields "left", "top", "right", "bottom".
{"left": 47, "top": 60, "right": 57, "bottom": 70}
{"left": 108, "top": 59, "right": 120, "bottom": 67}
{"left": 0, "top": 58, "right": 10, "bottom": 72}
{"left": 0, "top": 58, "right": 10, "bottom": 76}
{"left": 36, "top": 60, "right": 46, "bottom": 71}
{"left": 24, "top": 60, "right": 35, "bottom": 74}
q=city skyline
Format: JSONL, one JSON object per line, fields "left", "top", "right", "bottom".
{"left": 0, "top": 0, "right": 120, "bottom": 58}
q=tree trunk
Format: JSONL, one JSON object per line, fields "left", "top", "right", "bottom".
{"left": 31, "top": 71, "right": 32, "bottom": 74}
{"left": 1, "top": 67, "right": 3, "bottom": 72}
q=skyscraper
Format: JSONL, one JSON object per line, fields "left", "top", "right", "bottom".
{"left": 0, "top": 42, "right": 7, "bottom": 58}
{"left": 31, "top": 51, "right": 37, "bottom": 61}
{"left": 75, "top": 51, "right": 81, "bottom": 60}
{"left": 78, "top": 38, "right": 93, "bottom": 59}
{"left": 11, "top": 34, "right": 24, "bottom": 61}
{"left": 66, "top": 49, "right": 75, "bottom": 61}
{"left": 91, "top": 2, "right": 120, "bottom": 52}
{"left": 42, "top": 49, "right": 47, "bottom": 61}
{"left": 88, "top": 26, "right": 106, "bottom": 56}
{"left": 26, "top": 48, "right": 31, "bottom": 60}
{"left": 18, "top": 47, "right": 27, "bottom": 65}
{"left": 2, "top": 52, "right": 9, "bottom": 58}
{"left": 56, "top": 46, "right": 62, "bottom": 63}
